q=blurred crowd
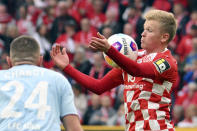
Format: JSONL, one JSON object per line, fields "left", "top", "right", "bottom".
{"left": 0, "top": 0, "right": 197, "bottom": 127}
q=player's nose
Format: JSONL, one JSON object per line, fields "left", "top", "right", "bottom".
{"left": 141, "top": 31, "right": 146, "bottom": 37}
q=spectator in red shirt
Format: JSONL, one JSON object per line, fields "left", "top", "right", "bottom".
{"left": 176, "top": 25, "right": 197, "bottom": 62}
{"left": 37, "top": 6, "right": 56, "bottom": 30}
{"left": 87, "top": 0, "right": 106, "bottom": 29}
{"left": 176, "top": 82, "right": 197, "bottom": 109}
{"left": 173, "top": 81, "right": 197, "bottom": 125}
{"left": 66, "top": 0, "right": 81, "bottom": 23}
{"left": 173, "top": 0, "right": 188, "bottom": 9}
{"left": 74, "top": 0, "right": 94, "bottom": 18}
{"left": 186, "top": 10, "right": 197, "bottom": 34}
{"left": 177, "top": 104, "right": 197, "bottom": 127}
{"left": 0, "top": 3, "right": 14, "bottom": 24}
{"left": 55, "top": 20, "right": 77, "bottom": 61}
{"left": 16, "top": 5, "right": 35, "bottom": 35}
{"left": 173, "top": 3, "right": 189, "bottom": 39}
{"left": 133, "top": 0, "right": 146, "bottom": 11}
{"left": 153, "top": 0, "right": 172, "bottom": 12}
{"left": 75, "top": 18, "right": 97, "bottom": 47}
{"left": 50, "top": 1, "right": 77, "bottom": 43}
{"left": 104, "top": 0, "right": 125, "bottom": 23}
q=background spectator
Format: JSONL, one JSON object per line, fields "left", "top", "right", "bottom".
{"left": 32, "top": 23, "right": 51, "bottom": 55}
{"left": 83, "top": 93, "right": 101, "bottom": 125}
{"left": 88, "top": 95, "right": 115, "bottom": 125}
{"left": 50, "top": 1, "right": 77, "bottom": 43}
{"left": 72, "top": 83, "right": 88, "bottom": 122}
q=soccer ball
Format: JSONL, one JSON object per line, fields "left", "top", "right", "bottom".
{"left": 103, "top": 33, "right": 138, "bottom": 68}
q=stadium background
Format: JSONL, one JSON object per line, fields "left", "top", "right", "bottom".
{"left": 0, "top": 0, "right": 197, "bottom": 130}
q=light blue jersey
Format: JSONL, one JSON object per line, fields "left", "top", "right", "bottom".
{"left": 0, "top": 65, "right": 78, "bottom": 131}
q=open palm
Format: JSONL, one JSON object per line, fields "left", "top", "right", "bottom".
{"left": 50, "top": 45, "right": 69, "bottom": 70}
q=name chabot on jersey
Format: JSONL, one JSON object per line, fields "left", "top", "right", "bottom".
{"left": 4, "top": 69, "right": 44, "bottom": 79}
{"left": 8, "top": 122, "right": 40, "bottom": 130}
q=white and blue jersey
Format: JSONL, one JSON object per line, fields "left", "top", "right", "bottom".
{"left": 0, "top": 65, "right": 78, "bottom": 131}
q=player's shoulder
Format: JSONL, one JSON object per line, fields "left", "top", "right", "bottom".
{"left": 38, "top": 67, "right": 71, "bottom": 88}
{"left": 153, "top": 49, "right": 177, "bottom": 73}
{"left": 0, "top": 69, "right": 6, "bottom": 76}
{"left": 38, "top": 67, "right": 66, "bottom": 79}
{"left": 155, "top": 49, "right": 177, "bottom": 65}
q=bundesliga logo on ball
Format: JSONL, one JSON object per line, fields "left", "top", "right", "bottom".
{"left": 103, "top": 33, "right": 138, "bottom": 68}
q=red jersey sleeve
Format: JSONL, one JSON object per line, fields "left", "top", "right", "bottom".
{"left": 63, "top": 65, "right": 124, "bottom": 94}
{"left": 106, "top": 46, "right": 156, "bottom": 79}
{"left": 106, "top": 46, "right": 178, "bottom": 82}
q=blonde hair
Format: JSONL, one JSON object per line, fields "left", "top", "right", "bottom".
{"left": 10, "top": 35, "right": 40, "bottom": 64}
{"left": 144, "top": 9, "right": 177, "bottom": 43}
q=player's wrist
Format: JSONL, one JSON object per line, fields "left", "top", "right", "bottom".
{"left": 106, "top": 46, "right": 114, "bottom": 54}
{"left": 104, "top": 45, "right": 112, "bottom": 53}
{"left": 63, "top": 64, "right": 71, "bottom": 72}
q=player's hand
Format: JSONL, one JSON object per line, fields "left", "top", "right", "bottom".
{"left": 89, "top": 32, "right": 111, "bottom": 53}
{"left": 50, "top": 44, "right": 69, "bottom": 70}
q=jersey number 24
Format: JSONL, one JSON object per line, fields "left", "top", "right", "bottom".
{"left": 0, "top": 80, "right": 51, "bottom": 120}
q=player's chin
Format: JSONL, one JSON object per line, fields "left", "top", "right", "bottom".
{"left": 141, "top": 42, "right": 146, "bottom": 49}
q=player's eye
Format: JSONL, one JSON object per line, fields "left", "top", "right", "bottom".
{"left": 147, "top": 28, "right": 152, "bottom": 32}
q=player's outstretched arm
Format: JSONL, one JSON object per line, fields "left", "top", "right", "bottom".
{"left": 50, "top": 44, "right": 123, "bottom": 95}
{"left": 62, "top": 115, "right": 83, "bottom": 131}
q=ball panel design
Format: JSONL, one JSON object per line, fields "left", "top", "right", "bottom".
{"left": 112, "top": 42, "right": 122, "bottom": 51}
{"left": 103, "top": 33, "right": 138, "bottom": 68}
{"left": 130, "top": 42, "right": 137, "bottom": 51}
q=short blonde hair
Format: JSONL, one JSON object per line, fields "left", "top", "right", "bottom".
{"left": 10, "top": 35, "right": 40, "bottom": 64}
{"left": 144, "top": 9, "right": 177, "bottom": 43}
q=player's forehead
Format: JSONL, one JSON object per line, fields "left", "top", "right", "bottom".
{"left": 144, "top": 20, "right": 161, "bottom": 29}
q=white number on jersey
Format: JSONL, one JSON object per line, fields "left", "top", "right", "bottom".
{"left": 24, "top": 81, "right": 50, "bottom": 120}
{"left": 0, "top": 81, "right": 51, "bottom": 120}
{"left": 0, "top": 81, "right": 23, "bottom": 118}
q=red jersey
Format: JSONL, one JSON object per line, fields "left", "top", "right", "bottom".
{"left": 63, "top": 47, "right": 178, "bottom": 131}
{"left": 121, "top": 49, "right": 177, "bottom": 130}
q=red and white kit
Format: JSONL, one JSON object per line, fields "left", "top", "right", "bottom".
{"left": 122, "top": 49, "right": 177, "bottom": 130}
{"left": 63, "top": 47, "right": 178, "bottom": 131}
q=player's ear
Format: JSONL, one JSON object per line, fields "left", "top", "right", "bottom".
{"left": 6, "top": 56, "right": 12, "bottom": 68}
{"left": 161, "top": 33, "right": 170, "bottom": 44}
{"left": 37, "top": 55, "right": 43, "bottom": 66}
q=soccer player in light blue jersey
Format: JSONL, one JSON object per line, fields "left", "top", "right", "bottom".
{"left": 0, "top": 36, "right": 83, "bottom": 131}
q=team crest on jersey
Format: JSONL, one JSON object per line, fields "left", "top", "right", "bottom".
{"left": 153, "top": 58, "right": 170, "bottom": 73}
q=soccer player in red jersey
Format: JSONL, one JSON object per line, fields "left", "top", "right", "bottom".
{"left": 51, "top": 10, "right": 178, "bottom": 131}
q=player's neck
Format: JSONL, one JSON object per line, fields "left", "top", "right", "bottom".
{"left": 146, "top": 47, "right": 167, "bottom": 55}
{"left": 14, "top": 61, "right": 37, "bottom": 66}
